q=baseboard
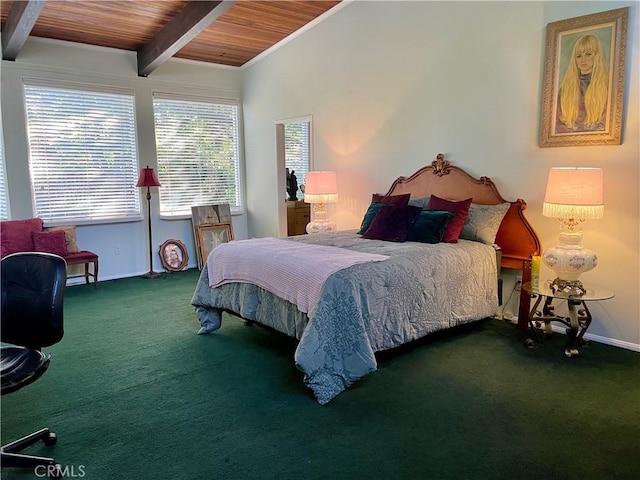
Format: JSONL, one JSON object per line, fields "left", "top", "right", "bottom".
{"left": 66, "top": 263, "right": 200, "bottom": 285}
{"left": 493, "top": 316, "right": 640, "bottom": 352}
{"left": 547, "top": 324, "right": 640, "bottom": 352}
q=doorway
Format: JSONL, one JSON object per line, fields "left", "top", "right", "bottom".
{"left": 275, "top": 116, "right": 312, "bottom": 237}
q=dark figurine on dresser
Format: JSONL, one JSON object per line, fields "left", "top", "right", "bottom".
{"left": 286, "top": 168, "right": 298, "bottom": 201}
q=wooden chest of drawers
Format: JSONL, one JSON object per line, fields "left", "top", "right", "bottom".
{"left": 287, "top": 201, "right": 310, "bottom": 236}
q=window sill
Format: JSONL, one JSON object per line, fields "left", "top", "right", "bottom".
{"left": 159, "top": 207, "right": 245, "bottom": 221}
{"left": 45, "top": 215, "right": 144, "bottom": 228}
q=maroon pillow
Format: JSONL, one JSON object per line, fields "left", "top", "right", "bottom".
{"left": 362, "top": 205, "right": 421, "bottom": 242}
{"left": 0, "top": 218, "right": 44, "bottom": 257}
{"left": 426, "top": 195, "right": 472, "bottom": 243}
{"left": 371, "top": 193, "right": 411, "bottom": 206}
{"left": 32, "top": 230, "right": 68, "bottom": 256}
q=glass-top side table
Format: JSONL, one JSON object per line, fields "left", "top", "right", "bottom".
{"left": 523, "top": 281, "right": 614, "bottom": 357}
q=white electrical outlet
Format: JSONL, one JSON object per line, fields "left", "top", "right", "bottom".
{"left": 515, "top": 275, "right": 522, "bottom": 290}
{"left": 114, "top": 246, "right": 121, "bottom": 255}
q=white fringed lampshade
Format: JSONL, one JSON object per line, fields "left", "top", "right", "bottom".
{"left": 541, "top": 167, "right": 604, "bottom": 295}
{"left": 542, "top": 167, "right": 604, "bottom": 227}
{"left": 304, "top": 171, "right": 338, "bottom": 234}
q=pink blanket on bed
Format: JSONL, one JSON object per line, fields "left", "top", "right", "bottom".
{"left": 207, "top": 237, "right": 388, "bottom": 315}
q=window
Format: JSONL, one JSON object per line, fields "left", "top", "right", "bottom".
{"left": 284, "top": 120, "right": 311, "bottom": 194}
{"left": 0, "top": 119, "right": 9, "bottom": 219}
{"left": 24, "top": 81, "right": 140, "bottom": 223}
{"left": 152, "top": 93, "right": 242, "bottom": 217}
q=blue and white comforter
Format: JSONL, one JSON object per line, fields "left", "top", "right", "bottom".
{"left": 191, "top": 231, "right": 499, "bottom": 404}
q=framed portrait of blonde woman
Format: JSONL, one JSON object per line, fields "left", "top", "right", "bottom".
{"left": 539, "top": 7, "right": 628, "bottom": 147}
{"left": 197, "top": 223, "right": 233, "bottom": 269}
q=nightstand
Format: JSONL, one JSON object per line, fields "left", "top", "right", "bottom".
{"left": 286, "top": 201, "right": 310, "bottom": 236}
{"left": 523, "top": 280, "right": 614, "bottom": 357}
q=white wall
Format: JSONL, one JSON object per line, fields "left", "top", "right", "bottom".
{"left": 242, "top": 1, "right": 639, "bottom": 348}
{"left": 1, "top": 39, "right": 247, "bottom": 279}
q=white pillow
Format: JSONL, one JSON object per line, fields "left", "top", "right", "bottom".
{"left": 459, "top": 202, "right": 510, "bottom": 245}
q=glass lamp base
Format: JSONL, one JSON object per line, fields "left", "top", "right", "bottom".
{"left": 543, "top": 231, "right": 597, "bottom": 296}
{"left": 306, "top": 220, "right": 337, "bottom": 234}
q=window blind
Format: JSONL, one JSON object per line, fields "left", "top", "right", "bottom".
{"left": 23, "top": 82, "right": 140, "bottom": 223}
{"left": 153, "top": 94, "right": 242, "bottom": 216}
{"left": 284, "top": 121, "right": 310, "bottom": 190}
{"left": 0, "top": 123, "right": 9, "bottom": 219}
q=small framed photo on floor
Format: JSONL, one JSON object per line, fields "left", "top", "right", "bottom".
{"left": 159, "top": 239, "right": 189, "bottom": 272}
{"left": 197, "top": 223, "right": 233, "bottom": 269}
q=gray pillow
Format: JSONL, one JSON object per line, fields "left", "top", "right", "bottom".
{"left": 459, "top": 202, "right": 511, "bottom": 245}
{"left": 408, "top": 196, "right": 430, "bottom": 209}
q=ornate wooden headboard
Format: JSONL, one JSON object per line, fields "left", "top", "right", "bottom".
{"left": 385, "top": 154, "right": 541, "bottom": 327}
{"left": 385, "top": 153, "right": 541, "bottom": 269}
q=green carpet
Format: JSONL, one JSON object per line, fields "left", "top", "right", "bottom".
{"left": 2, "top": 269, "right": 639, "bottom": 479}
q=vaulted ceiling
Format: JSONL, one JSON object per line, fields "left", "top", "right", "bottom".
{"left": 0, "top": 0, "right": 341, "bottom": 75}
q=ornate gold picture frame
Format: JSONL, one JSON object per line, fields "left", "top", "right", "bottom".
{"left": 197, "top": 223, "right": 233, "bottom": 269}
{"left": 539, "top": 7, "right": 629, "bottom": 147}
{"left": 159, "top": 239, "right": 189, "bottom": 272}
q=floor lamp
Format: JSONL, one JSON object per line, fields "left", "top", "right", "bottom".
{"left": 136, "top": 166, "right": 162, "bottom": 279}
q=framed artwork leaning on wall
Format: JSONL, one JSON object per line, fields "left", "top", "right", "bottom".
{"left": 191, "top": 204, "right": 232, "bottom": 268}
{"left": 539, "top": 7, "right": 629, "bottom": 147}
{"left": 197, "top": 223, "right": 234, "bottom": 269}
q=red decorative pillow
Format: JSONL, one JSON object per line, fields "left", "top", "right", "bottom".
{"left": 362, "top": 205, "right": 422, "bottom": 242}
{"left": 0, "top": 218, "right": 44, "bottom": 257}
{"left": 426, "top": 195, "right": 472, "bottom": 243}
{"left": 32, "top": 230, "right": 68, "bottom": 256}
{"left": 371, "top": 193, "right": 411, "bottom": 206}
{"left": 358, "top": 193, "right": 412, "bottom": 235}
{"left": 44, "top": 225, "right": 79, "bottom": 253}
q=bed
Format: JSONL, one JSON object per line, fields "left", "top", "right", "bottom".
{"left": 191, "top": 154, "right": 541, "bottom": 404}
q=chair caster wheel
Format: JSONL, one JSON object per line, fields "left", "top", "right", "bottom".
{"left": 525, "top": 338, "right": 536, "bottom": 349}
{"left": 564, "top": 348, "right": 579, "bottom": 358}
{"left": 44, "top": 432, "right": 57, "bottom": 446}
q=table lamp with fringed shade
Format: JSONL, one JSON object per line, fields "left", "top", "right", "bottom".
{"left": 542, "top": 167, "right": 604, "bottom": 295}
{"left": 136, "top": 165, "right": 162, "bottom": 278}
{"left": 304, "top": 171, "right": 338, "bottom": 234}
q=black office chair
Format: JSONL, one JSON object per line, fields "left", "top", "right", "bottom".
{"left": 1, "top": 252, "right": 66, "bottom": 477}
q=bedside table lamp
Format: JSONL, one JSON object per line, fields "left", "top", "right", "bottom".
{"left": 136, "top": 165, "right": 162, "bottom": 278}
{"left": 542, "top": 167, "right": 604, "bottom": 295}
{"left": 304, "top": 171, "right": 338, "bottom": 234}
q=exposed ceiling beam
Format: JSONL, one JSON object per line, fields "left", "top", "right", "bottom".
{"left": 2, "top": 0, "right": 46, "bottom": 61}
{"left": 137, "top": 0, "right": 236, "bottom": 77}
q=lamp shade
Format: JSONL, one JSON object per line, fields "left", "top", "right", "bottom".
{"left": 542, "top": 167, "right": 603, "bottom": 221}
{"left": 136, "top": 166, "right": 161, "bottom": 188}
{"left": 304, "top": 171, "right": 338, "bottom": 204}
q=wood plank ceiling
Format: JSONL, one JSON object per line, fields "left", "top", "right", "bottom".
{"left": 0, "top": 0, "right": 341, "bottom": 74}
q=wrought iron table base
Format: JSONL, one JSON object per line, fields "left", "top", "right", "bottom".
{"left": 527, "top": 295, "right": 592, "bottom": 357}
